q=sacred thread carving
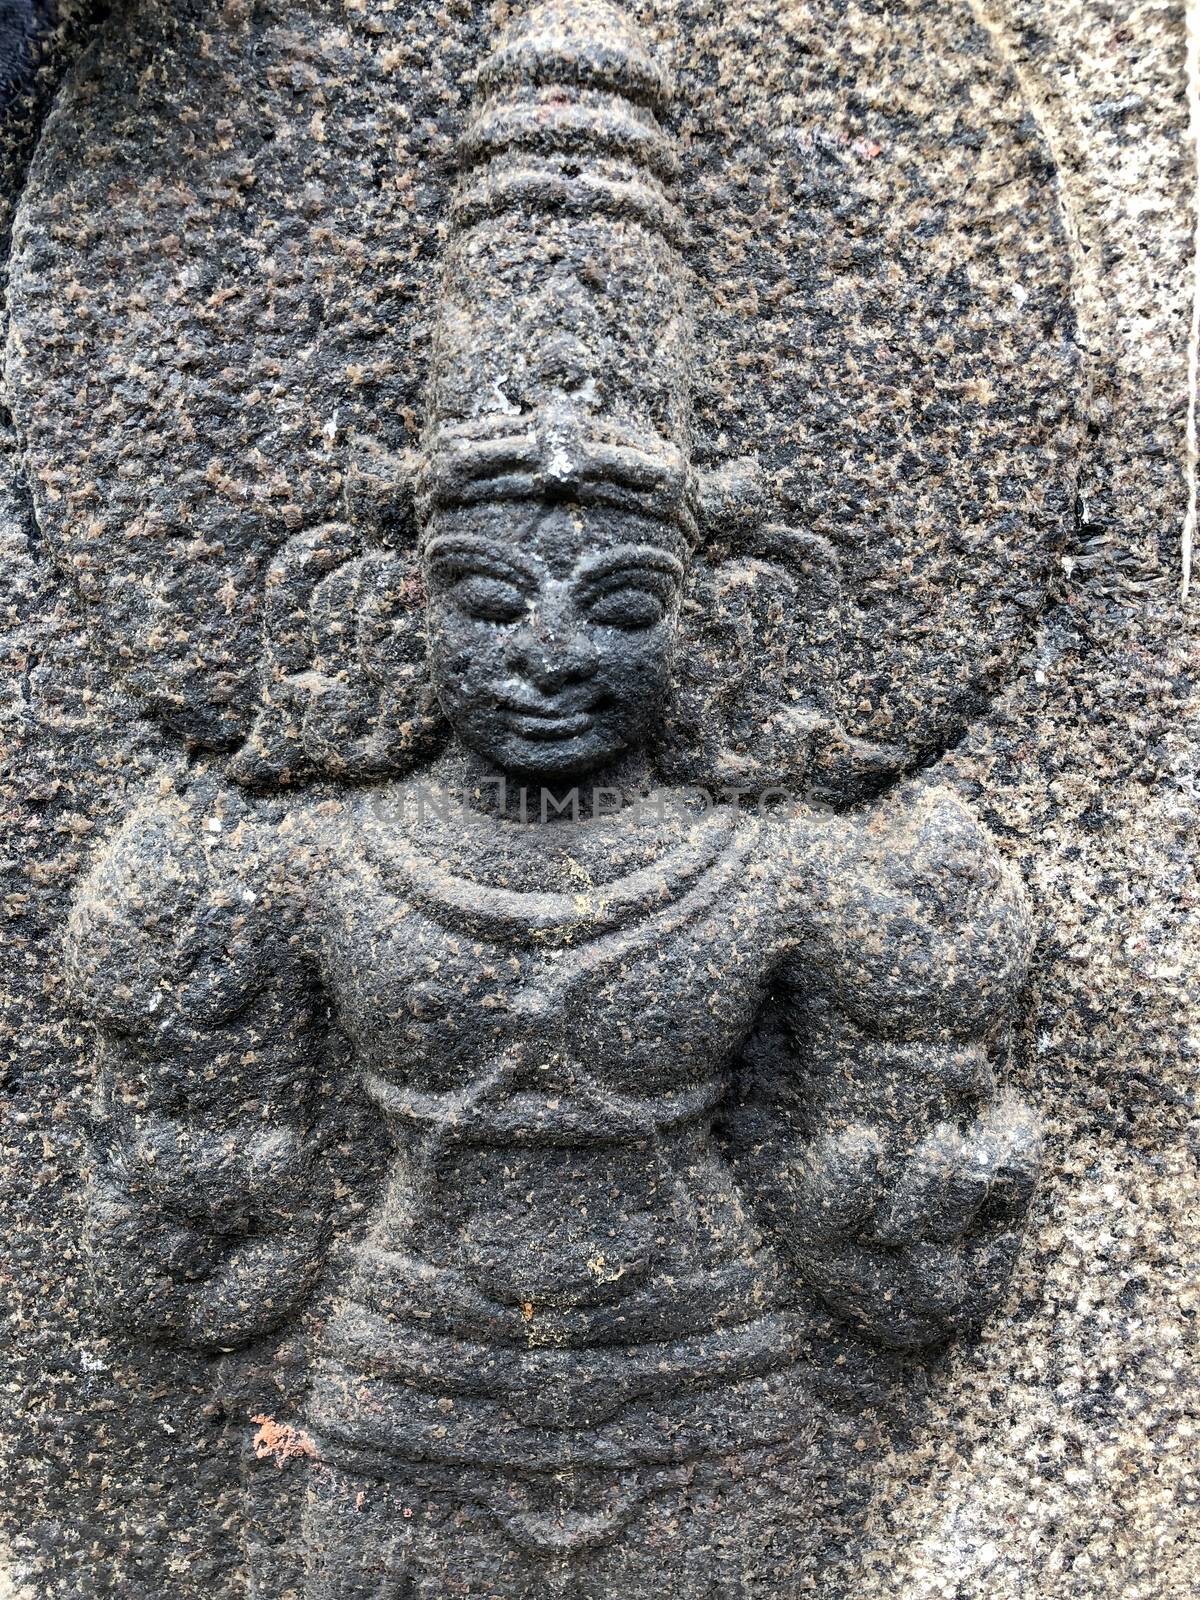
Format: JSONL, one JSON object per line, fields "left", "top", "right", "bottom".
{"left": 66, "top": 3, "right": 1042, "bottom": 1594}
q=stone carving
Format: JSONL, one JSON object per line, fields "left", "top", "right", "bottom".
{"left": 62, "top": 3, "right": 1043, "bottom": 1594}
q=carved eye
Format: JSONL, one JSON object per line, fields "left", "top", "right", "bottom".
{"left": 452, "top": 576, "right": 528, "bottom": 623}
{"left": 586, "top": 586, "right": 667, "bottom": 630}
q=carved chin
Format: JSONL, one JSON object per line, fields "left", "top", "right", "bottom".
{"left": 438, "top": 692, "right": 641, "bottom": 778}
{"left": 481, "top": 724, "right": 628, "bottom": 779}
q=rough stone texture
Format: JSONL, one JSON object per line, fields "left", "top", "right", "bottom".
{"left": 5, "top": 0, "right": 1079, "bottom": 767}
{"left": 0, "top": 2, "right": 1195, "bottom": 1599}
{"left": 855, "top": 5, "right": 1200, "bottom": 1595}
{"left": 0, "top": 1, "right": 57, "bottom": 106}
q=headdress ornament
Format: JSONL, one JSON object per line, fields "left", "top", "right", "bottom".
{"left": 416, "top": 0, "right": 703, "bottom": 542}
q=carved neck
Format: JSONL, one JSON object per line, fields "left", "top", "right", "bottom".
{"left": 441, "top": 742, "right": 658, "bottom": 825}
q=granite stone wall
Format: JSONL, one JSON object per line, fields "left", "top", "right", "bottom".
{"left": 0, "top": 2, "right": 1195, "bottom": 1596}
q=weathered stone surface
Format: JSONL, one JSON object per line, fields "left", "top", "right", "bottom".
{"left": 0, "top": 1, "right": 1195, "bottom": 1598}
{"left": 6, "top": 0, "right": 1079, "bottom": 767}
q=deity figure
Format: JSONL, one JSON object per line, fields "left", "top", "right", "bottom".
{"left": 66, "top": 4, "right": 1042, "bottom": 1595}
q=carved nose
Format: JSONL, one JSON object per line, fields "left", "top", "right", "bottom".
{"left": 508, "top": 619, "right": 598, "bottom": 692}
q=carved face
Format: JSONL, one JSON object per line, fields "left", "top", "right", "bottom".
{"left": 423, "top": 501, "right": 686, "bottom": 779}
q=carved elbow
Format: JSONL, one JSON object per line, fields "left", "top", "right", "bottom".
{"left": 85, "top": 1121, "right": 326, "bottom": 1350}
{"left": 779, "top": 1098, "right": 1043, "bottom": 1349}
{"left": 819, "top": 824, "right": 1034, "bottom": 1043}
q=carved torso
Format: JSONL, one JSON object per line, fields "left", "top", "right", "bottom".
{"left": 305, "top": 790, "right": 799, "bottom": 1485}
{"left": 247, "top": 773, "right": 1026, "bottom": 1508}
{"left": 66, "top": 758, "right": 1035, "bottom": 1576}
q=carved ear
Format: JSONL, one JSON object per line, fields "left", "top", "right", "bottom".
{"left": 300, "top": 546, "right": 445, "bottom": 778}
{"left": 752, "top": 529, "right": 905, "bottom": 806}
{"left": 694, "top": 456, "right": 767, "bottom": 551}
{"left": 658, "top": 529, "right": 834, "bottom": 791}
{"left": 658, "top": 518, "right": 903, "bottom": 802}
{"left": 227, "top": 523, "right": 358, "bottom": 789}
{"left": 343, "top": 445, "right": 422, "bottom": 550}
{"left": 228, "top": 518, "right": 444, "bottom": 790}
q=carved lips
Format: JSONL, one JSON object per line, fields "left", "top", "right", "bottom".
{"left": 497, "top": 696, "right": 599, "bottom": 741}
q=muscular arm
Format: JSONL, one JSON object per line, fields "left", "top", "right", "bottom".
{"left": 736, "top": 781, "right": 1041, "bottom": 1349}
{"left": 66, "top": 773, "right": 333, "bottom": 1350}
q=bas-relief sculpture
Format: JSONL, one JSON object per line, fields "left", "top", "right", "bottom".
{"left": 64, "top": 4, "right": 1043, "bottom": 1594}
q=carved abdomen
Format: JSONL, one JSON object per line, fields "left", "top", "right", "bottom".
{"left": 307, "top": 820, "right": 805, "bottom": 1489}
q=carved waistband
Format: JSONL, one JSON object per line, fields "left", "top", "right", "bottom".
{"left": 361, "top": 1061, "right": 727, "bottom": 1146}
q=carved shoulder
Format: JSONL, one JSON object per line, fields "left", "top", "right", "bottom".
{"left": 66, "top": 772, "right": 306, "bottom": 1047}
{"left": 797, "top": 781, "right": 1033, "bottom": 1042}
{"left": 68, "top": 775, "right": 340, "bottom": 1347}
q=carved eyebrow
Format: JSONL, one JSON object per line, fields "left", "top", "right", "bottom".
{"left": 575, "top": 546, "right": 685, "bottom": 587}
{"left": 424, "top": 537, "right": 536, "bottom": 586}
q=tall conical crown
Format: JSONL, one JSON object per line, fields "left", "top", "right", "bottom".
{"left": 418, "top": 0, "right": 696, "bottom": 537}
